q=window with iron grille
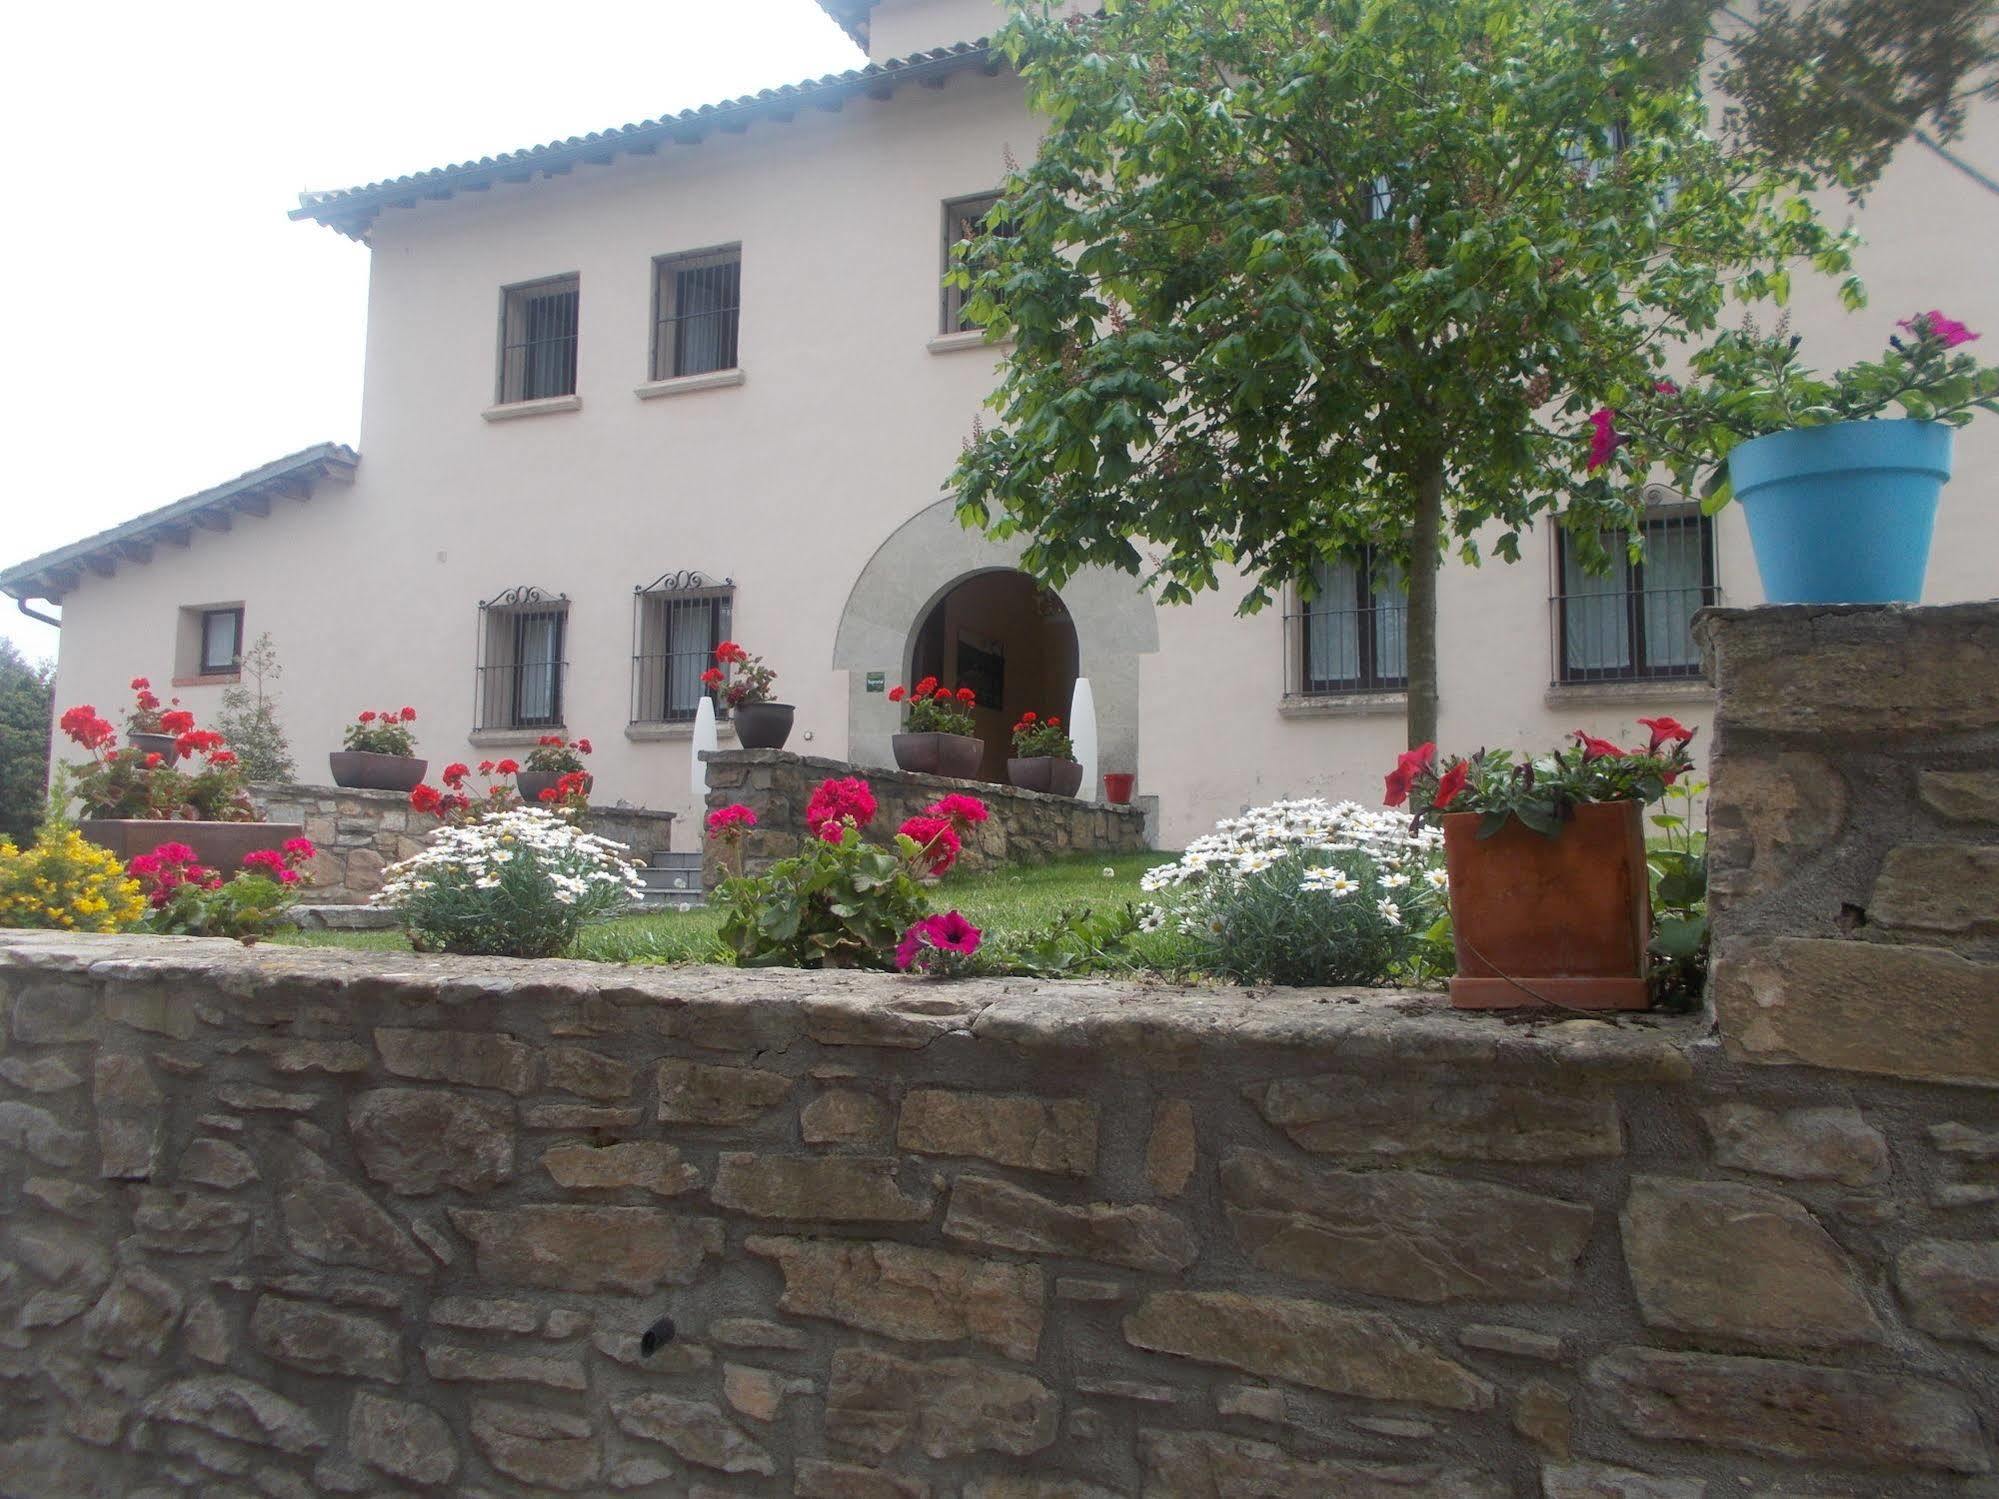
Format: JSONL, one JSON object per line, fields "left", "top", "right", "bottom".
{"left": 653, "top": 248, "right": 741, "bottom": 380}
{"left": 631, "top": 571, "right": 734, "bottom": 725}
{"left": 498, "top": 276, "right": 580, "bottom": 404}
{"left": 475, "top": 588, "right": 569, "bottom": 730}
{"left": 942, "top": 194, "right": 1013, "bottom": 333}
{"left": 1555, "top": 506, "right": 1717, "bottom": 684}
{"left": 1288, "top": 549, "right": 1409, "bottom": 696}
{"left": 198, "top": 607, "right": 243, "bottom": 675}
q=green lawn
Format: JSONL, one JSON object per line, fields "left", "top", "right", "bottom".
{"left": 276, "top": 851, "right": 1177, "bottom": 966}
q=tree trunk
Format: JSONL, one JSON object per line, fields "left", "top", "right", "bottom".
{"left": 1405, "top": 454, "right": 1446, "bottom": 750}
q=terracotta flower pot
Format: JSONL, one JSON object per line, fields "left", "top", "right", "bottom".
{"left": 1008, "top": 757, "right": 1084, "bottom": 797}
{"left": 732, "top": 702, "right": 795, "bottom": 751}
{"left": 892, "top": 732, "right": 982, "bottom": 779}
{"left": 1102, "top": 773, "right": 1136, "bottom": 805}
{"left": 80, "top": 820, "right": 306, "bottom": 878}
{"left": 516, "top": 770, "right": 591, "bottom": 806}
{"left": 328, "top": 751, "right": 428, "bottom": 792}
{"left": 1442, "top": 800, "right": 1652, "bottom": 1011}
{"left": 127, "top": 732, "right": 180, "bottom": 764}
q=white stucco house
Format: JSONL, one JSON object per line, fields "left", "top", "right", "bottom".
{"left": 5, "top": 0, "right": 1996, "bottom": 849}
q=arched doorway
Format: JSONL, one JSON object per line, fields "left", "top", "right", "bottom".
{"left": 910, "top": 571, "right": 1079, "bottom": 782}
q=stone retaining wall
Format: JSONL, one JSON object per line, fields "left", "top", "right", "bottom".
{"left": 250, "top": 783, "right": 677, "bottom": 904}
{"left": 700, "top": 749, "right": 1148, "bottom": 889}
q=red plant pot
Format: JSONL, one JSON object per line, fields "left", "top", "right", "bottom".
{"left": 1442, "top": 800, "right": 1652, "bottom": 1011}
{"left": 1102, "top": 773, "right": 1136, "bottom": 805}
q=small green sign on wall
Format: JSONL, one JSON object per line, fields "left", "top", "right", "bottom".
{"left": 865, "top": 671, "right": 887, "bottom": 694}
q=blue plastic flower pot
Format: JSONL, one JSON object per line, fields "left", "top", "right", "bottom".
{"left": 1728, "top": 418, "right": 1953, "bottom": 604}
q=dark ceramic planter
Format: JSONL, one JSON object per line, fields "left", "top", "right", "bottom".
{"left": 1442, "top": 800, "right": 1651, "bottom": 1011}
{"left": 328, "top": 751, "right": 428, "bottom": 792}
{"left": 733, "top": 702, "right": 795, "bottom": 751}
{"left": 892, "top": 732, "right": 982, "bottom": 779}
{"left": 127, "top": 732, "right": 180, "bottom": 764}
{"left": 80, "top": 820, "right": 306, "bottom": 877}
{"left": 516, "top": 770, "right": 592, "bottom": 806}
{"left": 1008, "top": 757, "right": 1084, "bottom": 797}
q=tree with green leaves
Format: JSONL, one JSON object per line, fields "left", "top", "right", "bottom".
{"left": 0, "top": 639, "right": 55, "bottom": 843}
{"left": 214, "top": 632, "right": 296, "bottom": 783}
{"left": 949, "top": 0, "right": 1859, "bottom": 747}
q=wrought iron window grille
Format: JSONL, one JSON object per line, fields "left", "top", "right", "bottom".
{"left": 498, "top": 276, "right": 580, "bottom": 404}
{"left": 475, "top": 586, "right": 570, "bottom": 730}
{"left": 1284, "top": 548, "right": 1410, "bottom": 698}
{"left": 1552, "top": 501, "right": 1718, "bottom": 685}
{"left": 653, "top": 249, "right": 741, "bottom": 381}
{"left": 631, "top": 570, "right": 735, "bottom": 725}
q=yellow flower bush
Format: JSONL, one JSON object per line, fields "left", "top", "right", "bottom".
{"left": 0, "top": 825, "right": 147, "bottom": 933}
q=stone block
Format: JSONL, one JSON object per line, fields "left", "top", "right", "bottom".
{"left": 133, "top": 1188, "right": 250, "bottom": 1255}
{"left": 1458, "top": 1325, "right": 1564, "bottom": 1361}
{"left": 430, "top": 1295, "right": 542, "bottom": 1333}
{"left": 522, "top": 1102, "right": 643, "bottom": 1131}
{"left": 1247, "top": 1076, "right": 1622, "bottom": 1162}
{"left": 1931, "top": 1122, "right": 1999, "bottom": 1160}
{"left": 897, "top": 1088, "right": 1098, "bottom": 1175}
{"left": 348, "top": 1088, "right": 516, "bottom": 1195}
{"left": 747, "top": 1234, "right": 1043, "bottom": 1361}
{"left": 610, "top": 1393, "right": 776, "bottom": 1475}
{"left": 943, "top": 1174, "right": 1197, "bottom": 1274}
{"left": 374, "top": 1026, "right": 533, "bottom": 1094}
{"left": 250, "top": 1295, "right": 402, "bottom": 1382}
{"left": 795, "top": 1459, "right": 932, "bottom": 1498}
{"left": 1714, "top": 937, "right": 1999, "bottom": 1087}
{"left": 349, "top": 1391, "right": 458, "bottom": 1487}
{"left": 1895, "top": 1239, "right": 1999, "bottom": 1351}
{"left": 1587, "top": 1346, "right": 1989, "bottom": 1472}
{"left": 1513, "top": 1379, "right": 1572, "bottom": 1458}
{"left": 180, "top": 1138, "right": 259, "bottom": 1190}
{"left": 1870, "top": 845, "right": 1999, "bottom": 935}
{"left": 656, "top": 1058, "right": 793, "bottom": 1123}
{"left": 23, "top": 1176, "right": 102, "bottom": 1218}
{"left": 252, "top": 1038, "right": 370, "bottom": 1074}
{"left": 424, "top": 1341, "right": 588, "bottom": 1390}
{"left": 140, "top": 1375, "right": 327, "bottom": 1456}
{"left": 711, "top": 1316, "right": 811, "bottom": 1350}
{"left": 470, "top": 1398, "right": 601, "bottom": 1491}
{"left": 543, "top": 1044, "right": 636, "bottom": 1101}
{"left": 802, "top": 1088, "right": 893, "bottom": 1145}
{"left": 0, "top": 1054, "right": 82, "bottom": 1092}
{"left": 1222, "top": 1148, "right": 1590, "bottom": 1303}
{"left": 1542, "top": 1463, "right": 1707, "bottom": 1498}
{"left": 1124, "top": 1290, "right": 1493, "bottom": 1411}
{"left": 1138, "top": 1429, "right": 1505, "bottom": 1498}
{"left": 1621, "top": 1176, "right": 1882, "bottom": 1348}
{"left": 710, "top": 1153, "right": 932, "bottom": 1221}
{"left": 10, "top": 982, "right": 97, "bottom": 1043}
{"left": 722, "top": 1362, "right": 813, "bottom": 1422}
{"left": 93, "top": 1054, "right": 162, "bottom": 1179}
{"left": 1705, "top": 751, "right": 1848, "bottom": 902}
{"left": 281, "top": 1181, "right": 432, "bottom": 1275}
{"left": 822, "top": 1346, "right": 1058, "bottom": 1460}
{"left": 1699, "top": 1102, "right": 1888, "bottom": 1185}
{"left": 80, "top": 1268, "right": 184, "bottom": 1360}
{"left": 541, "top": 1140, "right": 700, "bottom": 1196}
{"left": 0, "top": 1099, "right": 88, "bottom": 1168}
{"left": 447, "top": 1205, "right": 723, "bottom": 1292}
{"left": 1145, "top": 1098, "right": 1196, "bottom": 1197}
{"left": 1920, "top": 770, "right": 1999, "bottom": 825}
{"left": 216, "top": 1081, "right": 321, "bottom": 1113}
{"left": 963, "top": 1480, "right": 1125, "bottom": 1499}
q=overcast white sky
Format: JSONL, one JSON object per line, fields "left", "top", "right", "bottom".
{"left": 0, "top": 0, "right": 863, "bottom": 664}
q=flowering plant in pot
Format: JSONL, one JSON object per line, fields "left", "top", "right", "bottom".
{"left": 1008, "top": 711, "right": 1082, "bottom": 797}
{"left": 887, "top": 677, "right": 982, "bottom": 778}
{"left": 330, "top": 706, "right": 427, "bottom": 791}
{"left": 702, "top": 640, "right": 793, "bottom": 750}
{"left": 132, "top": 837, "right": 317, "bottom": 940}
{"left": 1597, "top": 311, "right": 1999, "bottom": 603}
{"left": 1390, "top": 718, "right": 1698, "bottom": 1011}
{"left": 517, "top": 735, "right": 592, "bottom": 805}
{"left": 121, "top": 678, "right": 192, "bottom": 762}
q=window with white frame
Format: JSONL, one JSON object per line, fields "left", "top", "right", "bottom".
{"left": 1555, "top": 505, "right": 1716, "bottom": 683}
{"left": 1289, "top": 549, "right": 1408, "bottom": 696}
{"left": 631, "top": 571, "right": 734, "bottom": 725}
{"left": 653, "top": 248, "right": 741, "bottom": 380}
{"left": 198, "top": 606, "right": 243, "bottom": 675}
{"left": 942, "top": 193, "right": 1011, "bottom": 333}
{"left": 497, "top": 275, "right": 580, "bottom": 404}
{"left": 476, "top": 588, "right": 569, "bottom": 730}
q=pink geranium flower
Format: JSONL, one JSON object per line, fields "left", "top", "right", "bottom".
{"left": 1900, "top": 311, "right": 1980, "bottom": 349}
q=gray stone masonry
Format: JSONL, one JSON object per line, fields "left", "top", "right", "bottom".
{"left": 700, "top": 748, "right": 1147, "bottom": 889}
{"left": 251, "top": 782, "right": 676, "bottom": 905}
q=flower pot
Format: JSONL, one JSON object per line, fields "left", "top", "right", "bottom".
{"left": 127, "top": 732, "right": 180, "bottom": 764}
{"left": 892, "top": 732, "right": 983, "bottom": 779}
{"left": 516, "top": 771, "right": 591, "bottom": 806}
{"left": 1729, "top": 418, "right": 1953, "bottom": 604}
{"left": 80, "top": 819, "right": 306, "bottom": 878}
{"left": 1442, "top": 800, "right": 1651, "bottom": 1011}
{"left": 328, "top": 751, "right": 428, "bottom": 792}
{"left": 1008, "top": 757, "right": 1085, "bottom": 797}
{"left": 732, "top": 702, "right": 795, "bottom": 751}
{"left": 1103, "top": 772, "right": 1136, "bottom": 805}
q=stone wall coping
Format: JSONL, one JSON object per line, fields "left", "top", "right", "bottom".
{"left": 250, "top": 781, "right": 677, "bottom": 823}
{"left": 700, "top": 747, "right": 1146, "bottom": 818}
{"left": 0, "top": 930, "right": 1699, "bottom": 1082}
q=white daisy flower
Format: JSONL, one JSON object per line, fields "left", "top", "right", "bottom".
{"left": 1377, "top": 898, "right": 1403, "bottom": 926}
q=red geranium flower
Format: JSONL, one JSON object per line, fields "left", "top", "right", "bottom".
{"left": 701, "top": 667, "right": 726, "bottom": 688}
{"left": 898, "top": 815, "right": 962, "bottom": 876}
{"left": 159, "top": 709, "right": 195, "bottom": 735}
{"left": 929, "top": 793, "right": 990, "bottom": 829}
{"left": 805, "top": 776, "right": 877, "bottom": 839}
{"left": 359, "top": 710, "right": 376, "bottom": 723}
{"left": 495, "top": 759, "right": 520, "bottom": 775}
{"left": 441, "top": 762, "right": 471, "bottom": 788}
{"left": 887, "top": 685, "right": 907, "bottom": 703}
{"left": 575, "top": 739, "right": 592, "bottom": 756}
{"left": 130, "top": 677, "right": 150, "bottom": 690}
{"left": 409, "top": 784, "right": 443, "bottom": 816}
{"left": 706, "top": 804, "right": 758, "bottom": 839}
{"left": 956, "top": 687, "right": 976, "bottom": 705}
{"left": 400, "top": 707, "right": 417, "bottom": 722}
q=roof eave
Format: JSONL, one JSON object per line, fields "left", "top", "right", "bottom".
{"left": 0, "top": 444, "right": 359, "bottom": 605}
{"left": 290, "top": 40, "right": 999, "bottom": 243}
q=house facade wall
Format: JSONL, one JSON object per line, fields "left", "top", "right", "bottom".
{"left": 36, "top": 3, "right": 1999, "bottom": 852}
